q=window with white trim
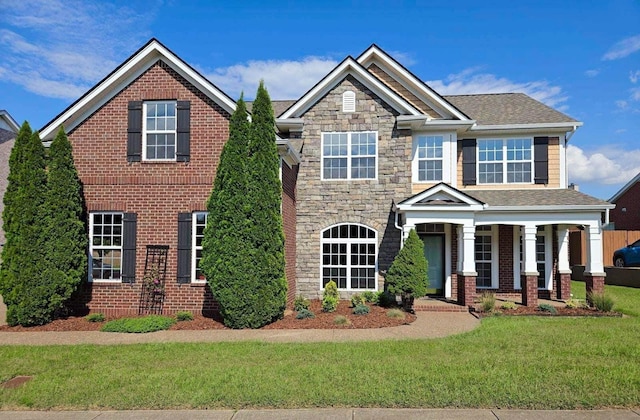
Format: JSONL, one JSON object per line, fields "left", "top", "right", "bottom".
{"left": 321, "top": 224, "right": 377, "bottom": 290}
{"left": 475, "top": 225, "right": 493, "bottom": 288}
{"left": 143, "top": 101, "right": 177, "bottom": 161}
{"left": 416, "top": 135, "right": 443, "bottom": 181}
{"left": 478, "top": 138, "right": 532, "bottom": 184}
{"left": 322, "top": 132, "right": 377, "bottom": 180}
{"left": 90, "top": 212, "right": 123, "bottom": 281}
{"left": 192, "top": 212, "right": 207, "bottom": 283}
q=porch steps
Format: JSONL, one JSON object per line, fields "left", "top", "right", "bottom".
{"left": 413, "top": 298, "right": 469, "bottom": 313}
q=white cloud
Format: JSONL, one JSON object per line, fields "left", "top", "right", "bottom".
{"left": 631, "top": 87, "right": 640, "bottom": 101}
{"left": 204, "top": 57, "right": 339, "bottom": 100}
{"left": 0, "top": 0, "right": 154, "bottom": 99}
{"left": 426, "top": 67, "right": 568, "bottom": 108}
{"left": 615, "top": 128, "right": 627, "bottom": 134}
{"left": 602, "top": 34, "right": 640, "bottom": 61}
{"left": 616, "top": 100, "right": 628, "bottom": 110}
{"left": 567, "top": 144, "right": 640, "bottom": 185}
{"left": 584, "top": 69, "right": 600, "bottom": 78}
{"left": 631, "top": 70, "right": 640, "bottom": 83}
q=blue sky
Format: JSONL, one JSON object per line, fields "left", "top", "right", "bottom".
{"left": 1, "top": 0, "right": 639, "bottom": 200}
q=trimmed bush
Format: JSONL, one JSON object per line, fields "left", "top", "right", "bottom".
{"left": 589, "top": 292, "right": 614, "bottom": 312}
{"left": 322, "top": 296, "right": 338, "bottom": 313}
{"left": 362, "top": 291, "right": 378, "bottom": 304}
{"left": 350, "top": 293, "right": 365, "bottom": 308}
{"left": 175, "top": 311, "right": 194, "bottom": 322}
{"left": 353, "top": 304, "right": 370, "bottom": 315}
{"left": 101, "top": 316, "right": 176, "bottom": 333}
{"left": 479, "top": 292, "right": 496, "bottom": 313}
{"left": 538, "top": 303, "right": 557, "bottom": 314}
{"left": 377, "top": 290, "right": 397, "bottom": 308}
{"left": 85, "top": 313, "right": 105, "bottom": 323}
{"left": 293, "top": 295, "right": 310, "bottom": 311}
{"left": 385, "top": 229, "right": 428, "bottom": 311}
{"left": 295, "top": 309, "right": 315, "bottom": 319}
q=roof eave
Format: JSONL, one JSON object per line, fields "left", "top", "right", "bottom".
{"left": 275, "top": 118, "right": 304, "bottom": 134}
{"left": 468, "top": 122, "right": 583, "bottom": 134}
{"left": 0, "top": 110, "right": 20, "bottom": 133}
{"left": 276, "top": 138, "right": 301, "bottom": 166}
{"left": 396, "top": 115, "right": 476, "bottom": 132}
{"left": 484, "top": 204, "right": 614, "bottom": 212}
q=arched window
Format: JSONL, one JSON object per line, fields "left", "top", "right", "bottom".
{"left": 342, "top": 90, "right": 356, "bottom": 112}
{"left": 321, "top": 223, "right": 377, "bottom": 290}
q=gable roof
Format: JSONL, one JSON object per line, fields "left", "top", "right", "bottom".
{"left": 0, "top": 110, "right": 19, "bottom": 133}
{"left": 246, "top": 100, "right": 295, "bottom": 117}
{"left": 279, "top": 56, "right": 422, "bottom": 119}
{"left": 609, "top": 172, "right": 640, "bottom": 203}
{"left": 40, "top": 38, "right": 237, "bottom": 140}
{"left": 397, "top": 182, "right": 485, "bottom": 211}
{"left": 444, "top": 93, "right": 578, "bottom": 126}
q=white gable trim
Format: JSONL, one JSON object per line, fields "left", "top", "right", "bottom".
{"left": 397, "top": 183, "right": 485, "bottom": 210}
{"left": 357, "top": 45, "right": 470, "bottom": 121}
{"left": 0, "top": 110, "right": 20, "bottom": 133}
{"left": 279, "top": 57, "right": 421, "bottom": 119}
{"left": 40, "top": 39, "right": 236, "bottom": 140}
{"left": 609, "top": 172, "right": 640, "bottom": 203}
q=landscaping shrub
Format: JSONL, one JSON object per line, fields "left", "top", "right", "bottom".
{"left": 479, "top": 291, "right": 496, "bottom": 313}
{"left": 295, "top": 309, "right": 315, "bottom": 319}
{"left": 500, "top": 301, "right": 517, "bottom": 311}
{"left": 333, "top": 315, "right": 350, "bottom": 326}
{"left": 352, "top": 304, "right": 370, "bottom": 315}
{"left": 350, "top": 293, "right": 365, "bottom": 307}
{"left": 589, "top": 292, "right": 614, "bottom": 312}
{"left": 377, "top": 290, "right": 397, "bottom": 308}
{"left": 322, "top": 280, "right": 339, "bottom": 312}
{"left": 565, "top": 298, "right": 583, "bottom": 309}
{"left": 538, "top": 303, "right": 557, "bottom": 314}
{"left": 85, "top": 313, "right": 105, "bottom": 323}
{"left": 362, "top": 291, "right": 378, "bottom": 304}
{"left": 385, "top": 229, "right": 428, "bottom": 311}
{"left": 101, "top": 316, "right": 176, "bottom": 333}
{"left": 386, "top": 309, "right": 405, "bottom": 319}
{"left": 322, "top": 296, "right": 338, "bottom": 313}
{"left": 175, "top": 311, "right": 194, "bottom": 322}
{"left": 293, "top": 295, "right": 310, "bottom": 311}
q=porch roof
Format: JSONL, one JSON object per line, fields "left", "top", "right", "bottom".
{"left": 463, "top": 188, "right": 612, "bottom": 209}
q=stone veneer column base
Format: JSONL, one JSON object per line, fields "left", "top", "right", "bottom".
{"left": 521, "top": 274, "right": 538, "bottom": 307}
{"left": 457, "top": 274, "right": 476, "bottom": 308}
{"left": 584, "top": 272, "right": 606, "bottom": 305}
{"left": 557, "top": 272, "right": 572, "bottom": 300}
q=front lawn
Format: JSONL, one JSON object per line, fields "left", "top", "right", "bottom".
{"left": 0, "top": 283, "right": 638, "bottom": 410}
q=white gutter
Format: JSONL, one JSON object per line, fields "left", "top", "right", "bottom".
{"left": 484, "top": 204, "right": 614, "bottom": 212}
{"left": 396, "top": 115, "right": 476, "bottom": 131}
{"left": 469, "top": 122, "right": 583, "bottom": 132}
{"left": 275, "top": 138, "right": 301, "bottom": 166}
{"left": 275, "top": 118, "right": 304, "bottom": 133}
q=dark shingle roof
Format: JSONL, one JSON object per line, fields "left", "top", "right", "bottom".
{"left": 464, "top": 188, "right": 609, "bottom": 208}
{"left": 246, "top": 100, "right": 296, "bottom": 117}
{"left": 0, "top": 128, "right": 16, "bottom": 145}
{"left": 443, "top": 93, "right": 578, "bottom": 125}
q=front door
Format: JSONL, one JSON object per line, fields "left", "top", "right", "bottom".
{"left": 422, "top": 234, "right": 444, "bottom": 296}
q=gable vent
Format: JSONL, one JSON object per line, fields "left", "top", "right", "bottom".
{"left": 342, "top": 90, "right": 356, "bottom": 112}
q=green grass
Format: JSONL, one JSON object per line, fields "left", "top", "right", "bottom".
{"left": 571, "top": 280, "right": 640, "bottom": 317}
{"left": 0, "top": 284, "right": 639, "bottom": 410}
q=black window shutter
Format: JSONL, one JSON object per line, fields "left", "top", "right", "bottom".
{"left": 127, "top": 101, "right": 142, "bottom": 162}
{"left": 534, "top": 137, "right": 549, "bottom": 184}
{"left": 176, "top": 101, "right": 191, "bottom": 162}
{"left": 177, "top": 213, "right": 192, "bottom": 284}
{"left": 121, "top": 213, "right": 137, "bottom": 283}
{"left": 461, "top": 139, "right": 477, "bottom": 186}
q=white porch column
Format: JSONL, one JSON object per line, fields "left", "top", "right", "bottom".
{"left": 522, "top": 224, "right": 538, "bottom": 275}
{"left": 461, "top": 223, "right": 477, "bottom": 275}
{"left": 557, "top": 225, "right": 571, "bottom": 273}
{"left": 457, "top": 225, "right": 463, "bottom": 273}
{"left": 400, "top": 223, "right": 415, "bottom": 249}
{"left": 585, "top": 224, "right": 605, "bottom": 274}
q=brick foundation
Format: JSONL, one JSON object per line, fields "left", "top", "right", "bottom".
{"left": 457, "top": 274, "right": 476, "bottom": 307}
{"left": 521, "top": 274, "right": 538, "bottom": 307}
{"left": 584, "top": 273, "right": 605, "bottom": 304}
{"left": 557, "top": 272, "right": 571, "bottom": 300}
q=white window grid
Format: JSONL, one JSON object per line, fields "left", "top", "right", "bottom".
{"left": 320, "top": 224, "right": 378, "bottom": 291}
{"left": 192, "top": 212, "right": 208, "bottom": 283}
{"left": 143, "top": 101, "right": 177, "bottom": 161}
{"left": 417, "top": 135, "right": 443, "bottom": 181}
{"left": 321, "top": 132, "right": 377, "bottom": 180}
{"left": 89, "top": 212, "right": 123, "bottom": 282}
{"left": 478, "top": 138, "right": 533, "bottom": 184}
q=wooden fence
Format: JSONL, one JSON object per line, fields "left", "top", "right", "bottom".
{"left": 570, "top": 230, "right": 640, "bottom": 267}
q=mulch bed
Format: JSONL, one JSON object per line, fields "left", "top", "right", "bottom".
{"left": 474, "top": 306, "right": 623, "bottom": 318}
{"left": 0, "top": 300, "right": 416, "bottom": 332}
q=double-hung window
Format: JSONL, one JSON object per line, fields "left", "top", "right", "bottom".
{"left": 192, "top": 212, "right": 207, "bottom": 283}
{"left": 322, "top": 132, "right": 377, "bottom": 180}
{"left": 478, "top": 138, "right": 532, "bottom": 184}
{"left": 416, "top": 135, "right": 443, "bottom": 181}
{"left": 90, "top": 213, "right": 123, "bottom": 282}
{"left": 144, "top": 101, "right": 177, "bottom": 161}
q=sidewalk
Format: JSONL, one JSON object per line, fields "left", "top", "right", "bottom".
{"left": 0, "top": 408, "right": 638, "bottom": 419}
{"left": 0, "top": 312, "right": 479, "bottom": 345}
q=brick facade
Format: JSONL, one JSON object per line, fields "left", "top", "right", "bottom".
{"left": 610, "top": 181, "right": 640, "bottom": 230}
{"left": 294, "top": 75, "right": 411, "bottom": 299}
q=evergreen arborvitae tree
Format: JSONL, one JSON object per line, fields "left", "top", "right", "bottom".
{"left": 244, "top": 81, "right": 287, "bottom": 327}
{"left": 39, "top": 127, "right": 87, "bottom": 321}
{"left": 385, "top": 229, "right": 429, "bottom": 311}
{"left": 0, "top": 125, "right": 48, "bottom": 326}
{"left": 201, "top": 96, "right": 255, "bottom": 328}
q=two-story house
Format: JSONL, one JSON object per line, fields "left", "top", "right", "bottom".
{"left": 38, "top": 39, "right": 611, "bottom": 316}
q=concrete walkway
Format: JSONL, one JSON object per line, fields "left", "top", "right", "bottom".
{"left": 0, "top": 408, "right": 638, "bottom": 419}
{"left": 0, "top": 312, "right": 479, "bottom": 345}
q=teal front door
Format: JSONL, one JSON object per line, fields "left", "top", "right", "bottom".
{"left": 422, "top": 235, "right": 444, "bottom": 295}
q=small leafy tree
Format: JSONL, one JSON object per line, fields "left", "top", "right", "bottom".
{"left": 0, "top": 125, "right": 48, "bottom": 325}
{"left": 385, "top": 229, "right": 429, "bottom": 312}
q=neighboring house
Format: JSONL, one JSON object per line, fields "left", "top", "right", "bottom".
{"left": 608, "top": 173, "right": 640, "bottom": 230}
{"left": 39, "top": 39, "right": 611, "bottom": 316}
{"left": 0, "top": 110, "right": 20, "bottom": 254}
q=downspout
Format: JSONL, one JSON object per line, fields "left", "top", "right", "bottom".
{"left": 392, "top": 200, "right": 404, "bottom": 249}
